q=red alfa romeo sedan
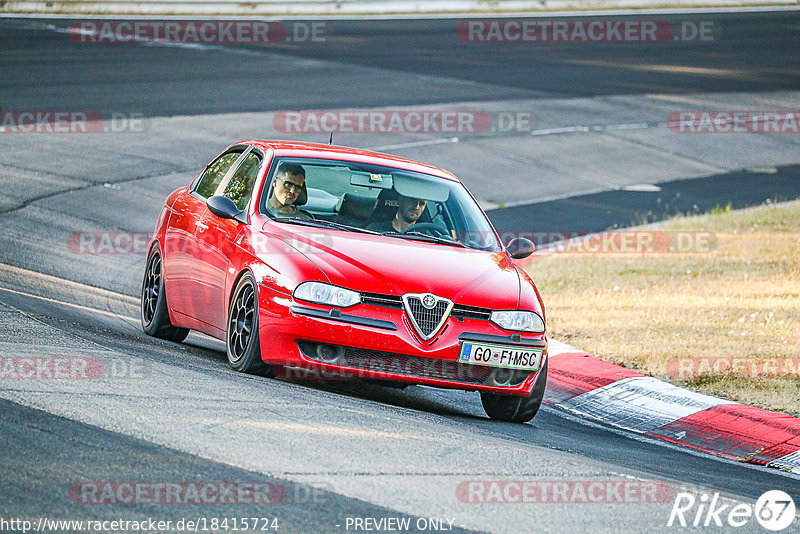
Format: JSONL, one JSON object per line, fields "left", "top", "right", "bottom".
{"left": 142, "top": 140, "right": 547, "bottom": 422}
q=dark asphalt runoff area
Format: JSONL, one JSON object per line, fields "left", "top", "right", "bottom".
{"left": 0, "top": 9, "right": 799, "bottom": 533}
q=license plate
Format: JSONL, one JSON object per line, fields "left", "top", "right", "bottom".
{"left": 458, "top": 342, "right": 542, "bottom": 371}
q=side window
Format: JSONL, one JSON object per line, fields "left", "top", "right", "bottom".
{"left": 221, "top": 152, "right": 261, "bottom": 211}
{"left": 194, "top": 152, "right": 241, "bottom": 199}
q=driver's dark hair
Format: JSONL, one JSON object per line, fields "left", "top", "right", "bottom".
{"left": 277, "top": 163, "right": 305, "bottom": 177}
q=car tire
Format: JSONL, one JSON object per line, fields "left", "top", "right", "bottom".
{"left": 226, "top": 272, "right": 272, "bottom": 376}
{"left": 480, "top": 359, "right": 548, "bottom": 423}
{"left": 141, "top": 247, "right": 190, "bottom": 343}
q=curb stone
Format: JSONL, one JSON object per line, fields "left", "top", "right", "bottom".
{"left": 545, "top": 339, "right": 800, "bottom": 474}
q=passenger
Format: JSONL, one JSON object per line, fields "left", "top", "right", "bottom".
{"left": 367, "top": 195, "right": 426, "bottom": 233}
{"left": 266, "top": 163, "right": 312, "bottom": 219}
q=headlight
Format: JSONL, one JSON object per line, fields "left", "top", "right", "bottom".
{"left": 490, "top": 310, "right": 545, "bottom": 333}
{"left": 294, "top": 282, "right": 361, "bottom": 308}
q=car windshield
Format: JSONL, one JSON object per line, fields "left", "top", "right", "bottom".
{"left": 260, "top": 157, "right": 501, "bottom": 252}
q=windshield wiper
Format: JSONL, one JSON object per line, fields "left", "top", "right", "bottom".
{"left": 381, "top": 231, "right": 467, "bottom": 248}
{"left": 272, "top": 217, "right": 381, "bottom": 235}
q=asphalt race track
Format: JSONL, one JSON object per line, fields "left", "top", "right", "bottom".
{"left": 1, "top": 9, "right": 799, "bottom": 533}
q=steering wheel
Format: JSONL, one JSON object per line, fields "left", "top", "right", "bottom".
{"left": 403, "top": 222, "right": 450, "bottom": 238}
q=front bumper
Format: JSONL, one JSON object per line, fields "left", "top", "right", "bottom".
{"left": 257, "top": 285, "right": 547, "bottom": 396}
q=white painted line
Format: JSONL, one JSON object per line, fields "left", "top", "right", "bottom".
{"left": 593, "top": 122, "right": 650, "bottom": 132}
{"left": 622, "top": 183, "right": 662, "bottom": 192}
{"left": 560, "top": 376, "right": 735, "bottom": 433}
{"left": 0, "top": 262, "right": 139, "bottom": 304}
{"left": 0, "top": 285, "right": 138, "bottom": 323}
{"left": 530, "top": 125, "right": 590, "bottom": 136}
{"left": 547, "top": 338, "right": 583, "bottom": 357}
{"left": 2, "top": 5, "right": 799, "bottom": 20}
{"left": 278, "top": 4, "right": 800, "bottom": 19}
{"left": 0, "top": 342, "right": 116, "bottom": 357}
{"left": 532, "top": 122, "right": 657, "bottom": 137}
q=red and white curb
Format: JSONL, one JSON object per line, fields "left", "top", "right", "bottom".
{"left": 545, "top": 339, "right": 800, "bottom": 474}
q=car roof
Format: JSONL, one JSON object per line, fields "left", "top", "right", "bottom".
{"left": 239, "top": 140, "right": 461, "bottom": 183}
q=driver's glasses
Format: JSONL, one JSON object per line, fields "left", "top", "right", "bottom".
{"left": 277, "top": 177, "right": 303, "bottom": 192}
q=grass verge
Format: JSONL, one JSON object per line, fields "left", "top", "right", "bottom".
{"left": 525, "top": 200, "right": 800, "bottom": 417}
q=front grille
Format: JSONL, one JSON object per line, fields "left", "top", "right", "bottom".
{"left": 452, "top": 304, "right": 492, "bottom": 321}
{"left": 361, "top": 291, "right": 492, "bottom": 321}
{"left": 405, "top": 296, "right": 450, "bottom": 338}
{"left": 297, "top": 341, "right": 530, "bottom": 387}
{"left": 360, "top": 292, "right": 402, "bottom": 308}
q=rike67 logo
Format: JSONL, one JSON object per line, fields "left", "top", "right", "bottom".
{"left": 669, "top": 490, "right": 795, "bottom": 531}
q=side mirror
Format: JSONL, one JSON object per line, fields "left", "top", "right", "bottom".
{"left": 506, "top": 237, "right": 535, "bottom": 259}
{"left": 207, "top": 195, "right": 246, "bottom": 223}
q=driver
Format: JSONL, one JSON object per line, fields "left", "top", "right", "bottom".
{"left": 367, "top": 195, "right": 426, "bottom": 232}
{"left": 266, "top": 163, "right": 312, "bottom": 219}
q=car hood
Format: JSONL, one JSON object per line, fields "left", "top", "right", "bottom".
{"left": 265, "top": 225, "right": 521, "bottom": 309}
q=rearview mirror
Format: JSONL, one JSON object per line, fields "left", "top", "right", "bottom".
{"left": 506, "top": 237, "right": 535, "bottom": 259}
{"left": 207, "top": 195, "right": 246, "bottom": 223}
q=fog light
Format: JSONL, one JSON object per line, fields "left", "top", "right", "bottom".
{"left": 316, "top": 343, "right": 344, "bottom": 363}
{"left": 490, "top": 367, "right": 514, "bottom": 386}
